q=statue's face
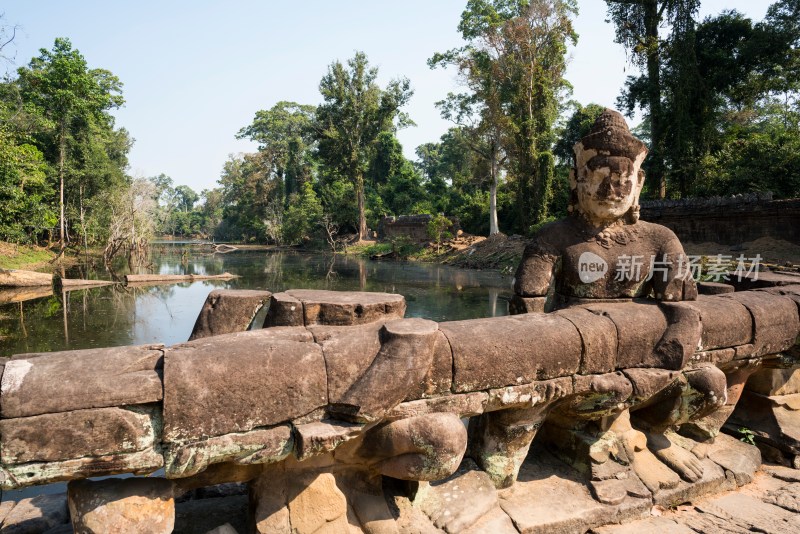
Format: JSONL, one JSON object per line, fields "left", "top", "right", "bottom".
{"left": 571, "top": 143, "right": 646, "bottom": 226}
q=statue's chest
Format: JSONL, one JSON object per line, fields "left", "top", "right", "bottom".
{"left": 559, "top": 241, "right": 655, "bottom": 298}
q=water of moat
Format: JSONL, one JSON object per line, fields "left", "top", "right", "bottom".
{"left": 0, "top": 244, "right": 513, "bottom": 359}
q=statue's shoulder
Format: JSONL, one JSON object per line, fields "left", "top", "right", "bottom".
{"left": 636, "top": 220, "right": 680, "bottom": 240}
{"left": 526, "top": 218, "right": 576, "bottom": 255}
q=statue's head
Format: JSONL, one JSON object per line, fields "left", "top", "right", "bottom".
{"left": 568, "top": 109, "right": 648, "bottom": 226}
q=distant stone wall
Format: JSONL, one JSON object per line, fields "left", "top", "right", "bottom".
{"left": 378, "top": 214, "right": 460, "bottom": 241}
{"left": 640, "top": 193, "right": 800, "bottom": 244}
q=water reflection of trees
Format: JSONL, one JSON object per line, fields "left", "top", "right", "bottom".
{"left": 1, "top": 248, "right": 514, "bottom": 357}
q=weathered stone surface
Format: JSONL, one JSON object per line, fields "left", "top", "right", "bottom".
{"left": 163, "top": 337, "right": 326, "bottom": 442}
{"left": 730, "top": 270, "right": 800, "bottom": 290}
{"left": 2, "top": 449, "right": 164, "bottom": 490}
{"left": 189, "top": 289, "right": 272, "bottom": 340}
{"left": 287, "top": 471, "right": 350, "bottom": 534}
{"left": 388, "top": 392, "right": 489, "bottom": 419}
{"left": 407, "top": 329, "right": 453, "bottom": 399}
{"left": 652, "top": 458, "right": 730, "bottom": 507}
{"left": 68, "top": 478, "right": 175, "bottom": 534}
{"left": 728, "top": 389, "right": 800, "bottom": 457}
{"left": 766, "top": 483, "right": 800, "bottom": 513}
{"left": 288, "top": 289, "right": 406, "bottom": 326}
{"left": 0, "top": 500, "right": 15, "bottom": 524}
{"left": 463, "top": 506, "right": 518, "bottom": 534}
{"left": 686, "top": 295, "right": 753, "bottom": 351}
{"left": 175, "top": 495, "right": 248, "bottom": 534}
{"left": 331, "top": 318, "right": 439, "bottom": 422}
{"left": 310, "top": 322, "right": 383, "bottom": 403}
{"left": 0, "top": 493, "right": 68, "bottom": 534}
{"left": 719, "top": 291, "right": 800, "bottom": 356}
{"left": 217, "top": 326, "right": 314, "bottom": 343}
{"left": 695, "top": 493, "right": 799, "bottom": 533}
{"left": 498, "top": 445, "right": 651, "bottom": 534}
{"left": 623, "top": 368, "right": 681, "bottom": 403}
{"left": 165, "top": 425, "right": 293, "bottom": 478}
{"left": 263, "top": 292, "right": 304, "bottom": 327}
{"left": 414, "top": 460, "right": 498, "bottom": 534}
{"left": 706, "top": 432, "right": 761, "bottom": 486}
{"left": 485, "top": 377, "right": 574, "bottom": 412}
{"left": 360, "top": 413, "right": 467, "bottom": 481}
{"left": 443, "top": 313, "right": 582, "bottom": 393}
{"left": 747, "top": 367, "right": 800, "bottom": 396}
{"left": 691, "top": 347, "right": 736, "bottom": 365}
{"left": 593, "top": 517, "right": 695, "bottom": 534}
{"left": 557, "top": 307, "right": 617, "bottom": 375}
{"left": 1, "top": 345, "right": 163, "bottom": 418}
{"left": 580, "top": 302, "right": 670, "bottom": 369}
{"left": 295, "top": 420, "right": 364, "bottom": 461}
{"left": 0, "top": 406, "right": 157, "bottom": 464}
{"left": 696, "top": 281, "right": 735, "bottom": 295}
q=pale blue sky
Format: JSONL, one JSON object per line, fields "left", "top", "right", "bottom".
{"left": 2, "top": 1, "right": 770, "bottom": 193}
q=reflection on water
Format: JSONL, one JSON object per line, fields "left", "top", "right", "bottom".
{"left": 0, "top": 248, "right": 513, "bottom": 357}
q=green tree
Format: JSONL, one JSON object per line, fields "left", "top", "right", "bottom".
{"left": 315, "top": 52, "right": 413, "bottom": 240}
{"left": 16, "top": 37, "right": 124, "bottom": 248}
{"left": 435, "top": 0, "right": 578, "bottom": 233}
{"left": 605, "top": 0, "right": 700, "bottom": 198}
{"left": 237, "top": 101, "right": 316, "bottom": 201}
{"left": 282, "top": 181, "right": 323, "bottom": 245}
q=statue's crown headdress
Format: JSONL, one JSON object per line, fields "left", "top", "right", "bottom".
{"left": 577, "top": 108, "right": 647, "bottom": 161}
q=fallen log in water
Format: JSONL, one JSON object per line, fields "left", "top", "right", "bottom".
{"left": 123, "top": 272, "right": 239, "bottom": 285}
{"left": 0, "top": 268, "right": 53, "bottom": 288}
{"left": 55, "top": 278, "right": 116, "bottom": 290}
{"left": 0, "top": 285, "right": 54, "bottom": 305}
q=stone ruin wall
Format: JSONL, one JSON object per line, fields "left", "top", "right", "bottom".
{"left": 640, "top": 194, "right": 800, "bottom": 246}
{"left": 378, "top": 215, "right": 461, "bottom": 241}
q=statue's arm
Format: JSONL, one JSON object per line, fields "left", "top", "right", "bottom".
{"left": 511, "top": 241, "right": 558, "bottom": 314}
{"left": 653, "top": 229, "right": 697, "bottom": 301}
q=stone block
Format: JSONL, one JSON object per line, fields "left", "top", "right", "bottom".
{"left": 287, "top": 289, "right": 406, "bottom": 326}
{"left": 310, "top": 322, "right": 383, "bottom": 403}
{"left": 556, "top": 307, "right": 617, "bottom": 375}
{"left": 294, "top": 420, "right": 364, "bottom": 461}
{"left": 686, "top": 294, "right": 753, "bottom": 351}
{"left": 720, "top": 291, "right": 800, "bottom": 357}
{"left": 747, "top": 367, "right": 800, "bottom": 396}
{"left": 68, "top": 478, "right": 175, "bottom": 534}
{"left": 706, "top": 432, "right": 761, "bottom": 486}
{"left": 0, "top": 493, "right": 69, "bottom": 534}
{"left": 1, "top": 345, "right": 163, "bottom": 418}
{"left": 189, "top": 289, "right": 272, "bottom": 340}
{"left": 0, "top": 406, "right": 157, "bottom": 464}
{"left": 406, "top": 329, "right": 453, "bottom": 399}
{"left": 330, "top": 319, "right": 439, "bottom": 422}
{"left": 165, "top": 425, "right": 293, "bottom": 479}
{"left": 163, "top": 337, "right": 326, "bottom": 442}
{"left": 1, "top": 449, "right": 164, "bottom": 490}
{"left": 443, "top": 313, "right": 582, "bottom": 393}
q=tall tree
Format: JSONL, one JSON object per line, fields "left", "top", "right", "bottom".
{"left": 16, "top": 38, "right": 124, "bottom": 248}
{"left": 605, "top": 0, "right": 700, "bottom": 198}
{"left": 237, "top": 101, "right": 316, "bottom": 201}
{"left": 434, "top": 0, "right": 577, "bottom": 233}
{"left": 314, "top": 52, "right": 413, "bottom": 240}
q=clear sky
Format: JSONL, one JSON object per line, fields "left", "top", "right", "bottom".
{"left": 1, "top": 1, "right": 771, "bottom": 193}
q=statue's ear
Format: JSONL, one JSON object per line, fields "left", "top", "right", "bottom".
{"left": 637, "top": 169, "right": 645, "bottom": 187}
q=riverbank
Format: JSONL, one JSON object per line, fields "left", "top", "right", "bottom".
{"left": 0, "top": 242, "right": 56, "bottom": 271}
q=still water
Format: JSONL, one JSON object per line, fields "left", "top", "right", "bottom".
{"left": 0, "top": 246, "right": 513, "bottom": 358}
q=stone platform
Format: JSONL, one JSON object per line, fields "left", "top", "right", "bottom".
{"left": 0, "top": 432, "right": 783, "bottom": 533}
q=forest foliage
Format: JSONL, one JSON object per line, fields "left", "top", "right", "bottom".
{"left": 1, "top": 0, "right": 798, "bottom": 251}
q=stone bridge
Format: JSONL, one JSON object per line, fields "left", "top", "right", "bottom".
{"left": 0, "top": 284, "right": 799, "bottom": 533}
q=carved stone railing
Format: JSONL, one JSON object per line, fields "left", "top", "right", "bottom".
{"left": 0, "top": 286, "right": 798, "bottom": 532}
